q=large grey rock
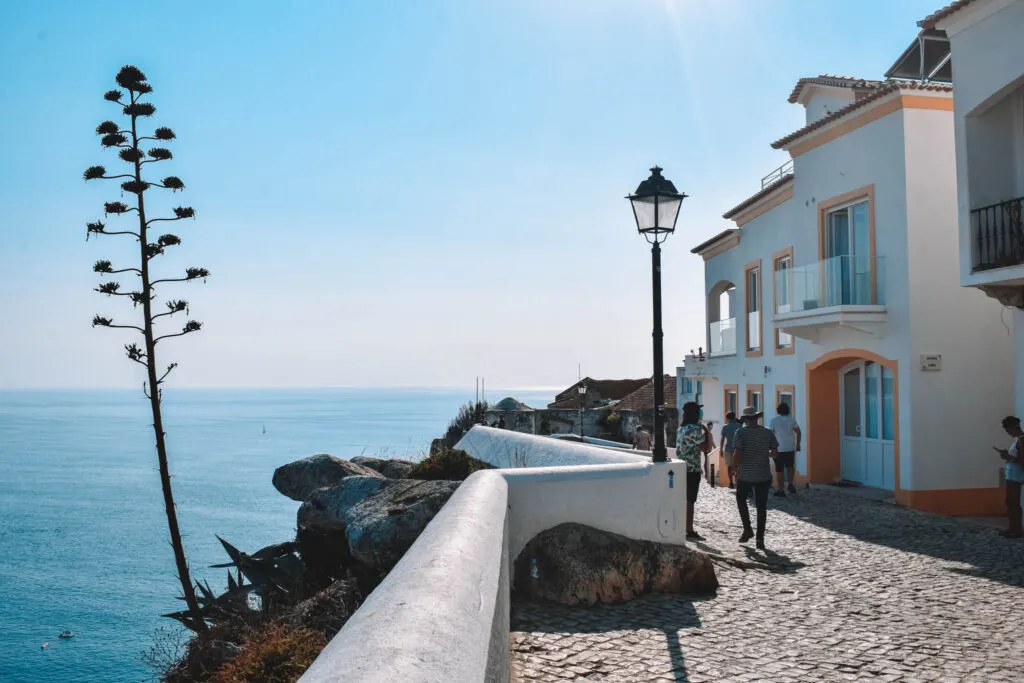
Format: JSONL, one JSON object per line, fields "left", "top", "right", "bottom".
{"left": 297, "top": 476, "right": 391, "bottom": 533}
{"left": 350, "top": 455, "right": 416, "bottom": 479}
{"left": 273, "top": 454, "right": 383, "bottom": 502}
{"left": 513, "top": 523, "right": 718, "bottom": 606}
{"left": 344, "top": 480, "right": 460, "bottom": 572}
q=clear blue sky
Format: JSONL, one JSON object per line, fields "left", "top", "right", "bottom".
{"left": 0, "top": 0, "right": 940, "bottom": 391}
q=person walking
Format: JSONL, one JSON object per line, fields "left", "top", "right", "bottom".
{"left": 995, "top": 415, "right": 1024, "bottom": 538}
{"left": 768, "top": 402, "right": 801, "bottom": 497}
{"left": 719, "top": 412, "right": 742, "bottom": 489}
{"left": 732, "top": 406, "right": 778, "bottom": 550}
{"left": 633, "top": 425, "right": 652, "bottom": 451}
{"left": 677, "top": 401, "right": 711, "bottom": 541}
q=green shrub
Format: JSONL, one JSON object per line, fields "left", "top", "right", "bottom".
{"left": 408, "top": 449, "right": 493, "bottom": 481}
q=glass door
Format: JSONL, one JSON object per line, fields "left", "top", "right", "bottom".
{"left": 826, "top": 201, "right": 871, "bottom": 305}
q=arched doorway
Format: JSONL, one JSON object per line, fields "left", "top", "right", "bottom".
{"left": 805, "top": 350, "right": 900, "bottom": 490}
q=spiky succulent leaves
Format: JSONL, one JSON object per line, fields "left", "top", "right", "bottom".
{"left": 96, "top": 120, "right": 120, "bottom": 135}
{"left": 153, "top": 127, "right": 176, "bottom": 141}
{"left": 185, "top": 267, "right": 210, "bottom": 280}
{"left": 119, "top": 148, "right": 144, "bottom": 163}
{"left": 83, "top": 166, "right": 106, "bottom": 181}
{"left": 96, "top": 281, "right": 121, "bottom": 295}
{"left": 147, "top": 147, "right": 172, "bottom": 161}
{"left": 123, "top": 102, "right": 156, "bottom": 118}
{"left": 158, "top": 234, "right": 181, "bottom": 247}
{"left": 104, "top": 89, "right": 122, "bottom": 102}
{"left": 166, "top": 300, "right": 188, "bottom": 314}
{"left": 144, "top": 243, "right": 164, "bottom": 260}
{"left": 101, "top": 133, "right": 128, "bottom": 147}
{"left": 173, "top": 206, "right": 195, "bottom": 219}
{"left": 161, "top": 176, "right": 184, "bottom": 191}
{"left": 104, "top": 202, "right": 129, "bottom": 215}
{"left": 93, "top": 260, "right": 113, "bottom": 273}
{"left": 128, "top": 292, "right": 147, "bottom": 307}
{"left": 92, "top": 315, "right": 112, "bottom": 327}
{"left": 115, "top": 65, "right": 147, "bottom": 90}
{"left": 182, "top": 320, "right": 202, "bottom": 333}
{"left": 121, "top": 181, "right": 149, "bottom": 194}
{"left": 216, "top": 537, "right": 244, "bottom": 567}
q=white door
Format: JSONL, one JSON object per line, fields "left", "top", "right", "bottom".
{"left": 839, "top": 361, "right": 895, "bottom": 489}
{"left": 825, "top": 201, "right": 871, "bottom": 305}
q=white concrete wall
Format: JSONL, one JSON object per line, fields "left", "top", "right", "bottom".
{"left": 1017, "top": 308, "right": 1024, "bottom": 418}
{"left": 941, "top": 0, "right": 1024, "bottom": 286}
{"left": 803, "top": 88, "right": 857, "bottom": 125}
{"left": 305, "top": 430, "right": 695, "bottom": 682}
{"left": 300, "top": 471, "right": 511, "bottom": 683}
{"left": 457, "top": 425, "right": 648, "bottom": 468}
{"left": 903, "top": 106, "right": 1016, "bottom": 490}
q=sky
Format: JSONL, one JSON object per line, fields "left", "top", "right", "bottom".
{"left": 0, "top": 0, "right": 942, "bottom": 391}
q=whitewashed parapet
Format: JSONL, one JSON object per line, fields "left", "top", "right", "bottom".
{"left": 457, "top": 425, "right": 648, "bottom": 468}
{"left": 299, "top": 470, "right": 510, "bottom": 683}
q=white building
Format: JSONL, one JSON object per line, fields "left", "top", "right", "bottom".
{"left": 927, "top": 0, "right": 1024, "bottom": 419}
{"left": 679, "top": 63, "right": 1014, "bottom": 515}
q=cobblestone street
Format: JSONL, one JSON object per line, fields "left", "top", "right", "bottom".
{"left": 511, "top": 485, "right": 1024, "bottom": 682}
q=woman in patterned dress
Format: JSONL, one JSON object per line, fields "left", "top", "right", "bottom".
{"left": 677, "top": 401, "right": 711, "bottom": 540}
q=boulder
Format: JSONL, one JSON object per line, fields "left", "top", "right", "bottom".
{"left": 273, "top": 454, "right": 383, "bottom": 502}
{"left": 513, "top": 523, "right": 718, "bottom": 606}
{"left": 344, "top": 480, "right": 460, "bottom": 572}
{"left": 285, "top": 577, "right": 364, "bottom": 639}
{"left": 297, "top": 476, "right": 390, "bottom": 533}
{"left": 350, "top": 455, "right": 416, "bottom": 479}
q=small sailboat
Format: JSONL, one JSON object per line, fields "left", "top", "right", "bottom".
{"left": 58, "top": 631, "right": 74, "bottom": 639}
{"left": 262, "top": 424, "right": 266, "bottom": 435}
{"left": 41, "top": 642, "right": 49, "bottom": 649}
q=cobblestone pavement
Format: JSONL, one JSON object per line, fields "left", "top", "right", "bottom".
{"left": 510, "top": 485, "right": 1024, "bottom": 682}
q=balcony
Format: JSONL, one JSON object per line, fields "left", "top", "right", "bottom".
{"left": 708, "top": 317, "right": 736, "bottom": 357}
{"left": 774, "top": 255, "right": 886, "bottom": 339}
{"left": 971, "top": 196, "right": 1024, "bottom": 273}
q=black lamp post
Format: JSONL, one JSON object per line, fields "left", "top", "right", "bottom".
{"left": 577, "top": 382, "right": 587, "bottom": 439}
{"left": 627, "top": 166, "right": 686, "bottom": 463}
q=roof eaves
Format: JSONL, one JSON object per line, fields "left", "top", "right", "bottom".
{"left": 771, "top": 82, "right": 953, "bottom": 150}
{"left": 690, "top": 228, "right": 741, "bottom": 255}
{"left": 918, "top": 0, "right": 978, "bottom": 28}
{"left": 786, "top": 75, "right": 886, "bottom": 104}
{"left": 721, "top": 174, "right": 794, "bottom": 219}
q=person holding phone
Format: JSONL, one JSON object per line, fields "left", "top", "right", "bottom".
{"left": 995, "top": 415, "right": 1024, "bottom": 538}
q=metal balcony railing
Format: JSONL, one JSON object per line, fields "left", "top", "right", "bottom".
{"left": 971, "top": 196, "right": 1024, "bottom": 272}
{"left": 709, "top": 318, "right": 736, "bottom": 356}
{"left": 761, "top": 159, "right": 794, "bottom": 189}
{"left": 775, "top": 255, "right": 885, "bottom": 314}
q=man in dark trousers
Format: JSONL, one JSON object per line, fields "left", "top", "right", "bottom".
{"left": 732, "top": 406, "right": 778, "bottom": 550}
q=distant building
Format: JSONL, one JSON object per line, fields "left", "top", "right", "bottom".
{"left": 547, "top": 377, "right": 649, "bottom": 410}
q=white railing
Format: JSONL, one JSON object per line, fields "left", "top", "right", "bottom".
{"left": 775, "top": 255, "right": 885, "bottom": 313}
{"left": 709, "top": 317, "right": 736, "bottom": 356}
{"left": 747, "top": 310, "right": 761, "bottom": 350}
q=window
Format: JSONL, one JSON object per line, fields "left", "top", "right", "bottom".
{"left": 746, "top": 385, "right": 763, "bottom": 413}
{"left": 778, "top": 391, "right": 793, "bottom": 412}
{"left": 865, "top": 361, "right": 880, "bottom": 439}
{"left": 825, "top": 199, "right": 872, "bottom": 305}
{"left": 745, "top": 261, "right": 761, "bottom": 353}
{"left": 727, "top": 391, "right": 738, "bottom": 416}
{"left": 773, "top": 249, "right": 794, "bottom": 351}
{"left": 681, "top": 377, "right": 693, "bottom": 395}
{"left": 882, "top": 366, "right": 895, "bottom": 440}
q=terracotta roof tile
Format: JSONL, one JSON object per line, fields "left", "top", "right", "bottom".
{"left": 771, "top": 81, "right": 953, "bottom": 150}
{"left": 787, "top": 74, "right": 886, "bottom": 104}
{"left": 614, "top": 376, "right": 677, "bottom": 412}
{"left": 721, "top": 174, "right": 794, "bottom": 220}
{"left": 918, "top": 0, "right": 979, "bottom": 28}
{"left": 548, "top": 377, "right": 649, "bottom": 409}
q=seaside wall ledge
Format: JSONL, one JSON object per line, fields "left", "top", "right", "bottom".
{"left": 302, "top": 428, "right": 689, "bottom": 683}
{"left": 300, "top": 469, "right": 510, "bottom": 683}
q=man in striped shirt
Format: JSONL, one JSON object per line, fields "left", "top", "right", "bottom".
{"left": 732, "top": 406, "right": 778, "bottom": 550}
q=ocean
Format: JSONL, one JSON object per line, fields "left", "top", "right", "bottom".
{"left": 0, "top": 388, "right": 553, "bottom": 683}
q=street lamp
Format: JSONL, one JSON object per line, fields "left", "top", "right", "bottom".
{"left": 577, "top": 382, "right": 587, "bottom": 440}
{"left": 627, "top": 166, "right": 686, "bottom": 463}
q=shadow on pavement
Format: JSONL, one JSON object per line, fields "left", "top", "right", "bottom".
{"left": 780, "top": 488, "right": 1024, "bottom": 587}
{"left": 511, "top": 595, "right": 707, "bottom": 682}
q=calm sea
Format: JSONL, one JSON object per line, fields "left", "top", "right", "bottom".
{"left": 0, "top": 388, "right": 552, "bottom": 683}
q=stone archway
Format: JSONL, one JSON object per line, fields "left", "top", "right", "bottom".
{"left": 805, "top": 349, "right": 900, "bottom": 490}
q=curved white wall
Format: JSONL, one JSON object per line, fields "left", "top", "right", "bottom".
{"left": 457, "top": 425, "right": 648, "bottom": 468}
